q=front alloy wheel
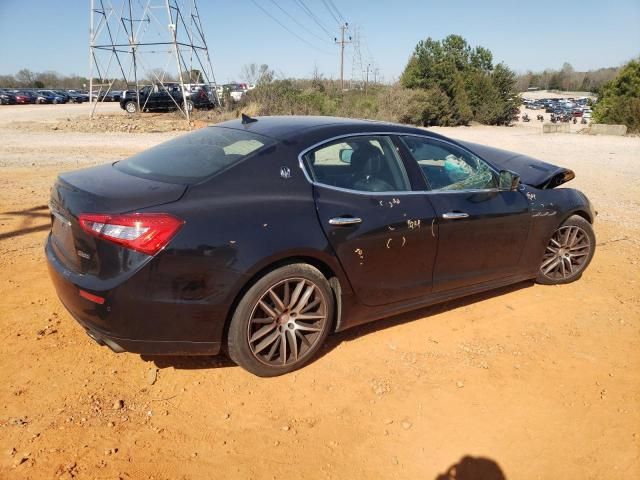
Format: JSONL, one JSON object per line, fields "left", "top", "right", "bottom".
{"left": 537, "top": 215, "right": 595, "bottom": 284}
{"left": 228, "top": 264, "right": 334, "bottom": 377}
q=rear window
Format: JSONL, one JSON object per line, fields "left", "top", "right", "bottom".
{"left": 114, "top": 127, "right": 275, "bottom": 184}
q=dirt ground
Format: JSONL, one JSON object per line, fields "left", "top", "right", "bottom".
{"left": 0, "top": 104, "right": 639, "bottom": 480}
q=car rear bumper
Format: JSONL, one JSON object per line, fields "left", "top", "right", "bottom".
{"left": 67, "top": 308, "right": 221, "bottom": 355}
{"left": 45, "top": 235, "right": 222, "bottom": 356}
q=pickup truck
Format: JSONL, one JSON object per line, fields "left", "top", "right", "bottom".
{"left": 119, "top": 84, "right": 214, "bottom": 113}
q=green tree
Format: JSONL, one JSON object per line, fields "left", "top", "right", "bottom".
{"left": 593, "top": 60, "right": 640, "bottom": 133}
{"left": 400, "top": 34, "right": 518, "bottom": 126}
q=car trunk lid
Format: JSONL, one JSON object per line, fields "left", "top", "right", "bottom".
{"left": 49, "top": 164, "right": 186, "bottom": 275}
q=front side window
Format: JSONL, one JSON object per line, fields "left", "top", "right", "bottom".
{"left": 303, "top": 136, "right": 410, "bottom": 193}
{"left": 401, "top": 136, "right": 497, "bottom": 191}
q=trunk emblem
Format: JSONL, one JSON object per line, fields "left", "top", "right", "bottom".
{"left": 77, "top": 250, "right": 91, "bottom": 260}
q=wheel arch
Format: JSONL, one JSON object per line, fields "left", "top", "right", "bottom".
{"left": 557, "top": 207, "right": 594, "bottom": 227}
{"left": 221, "top": 253, "right": 347, "bottom": 349}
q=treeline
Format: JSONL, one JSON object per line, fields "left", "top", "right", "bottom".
{"left": 516, "top": 63, "right": 621, "bottom": 93}
{"left": 0, "top": 69, "right": 95, "bottom": 89}
{"left": 0, "top": 68, "right": 183, "bottom": 90}
{"left": 241, "top": 35, "right": 520, "bottom": 127}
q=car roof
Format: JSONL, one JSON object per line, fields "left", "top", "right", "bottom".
{"left": 211, "top": 115, "right": 442, "bottom": 142}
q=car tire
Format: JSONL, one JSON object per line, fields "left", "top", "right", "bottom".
{"left": 227, "top": 263, "right": 335, "bottom": 377}
{"left": 185, "top": 100, "right": 194, "bottom": 113}
{"left": 53, "top": 98, "right": 58, "bottom": 104}
{"left": 124, "top": 101, "right": 138, "bottom": 114}
{"left": 536, "top": 215, "right": 595, "bottom": 285}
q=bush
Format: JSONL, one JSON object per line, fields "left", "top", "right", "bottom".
{"left": 593, "top": 60, "right": 640, "bottom": 133}
{"left": 239, "top": 47, "right": 519, "bottom": 129}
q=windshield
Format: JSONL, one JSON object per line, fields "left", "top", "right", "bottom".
{"left": 114, "top": 127, "right": 275, "bottom": 184}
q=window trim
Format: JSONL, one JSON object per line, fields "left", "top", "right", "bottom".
{"left": 398, "top": 134, "right": 501, "bottom": 193}
{"left": 297, "top": 132, "right": 504, "bottom": 196}
{"left": 299, "top": 133, "right": 412, "bottom": 195}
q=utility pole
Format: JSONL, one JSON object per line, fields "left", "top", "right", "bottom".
{"left": 334, "top": 23, "right": 351, "bottom": 91}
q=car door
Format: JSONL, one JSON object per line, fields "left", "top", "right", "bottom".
{"left": 153, "top": 87, "right": 171, "bottom": 109}
{"left": 399, "top": 135, "right": 531, "bottom": 293}
{"left": 301, "top": 134, "right": 438, "bottom": 306}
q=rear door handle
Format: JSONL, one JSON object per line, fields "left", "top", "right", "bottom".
{"left": 442, "top": 212, "right": 469, "bottom": 220}
{"left": 329, "top": 216, "right": 362, "bottom": 226}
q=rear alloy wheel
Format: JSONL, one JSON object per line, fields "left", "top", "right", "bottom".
{"left": 125, "top": 101, "right": 138, "bottom": 114}
{"left": 185, "top": 100, "right": 194, "bottom": 113}
{"left": 536, "top": 215, "right": 595, "bottom": 285}
{"left": 227, "top": 264, "right": 334, "bottom": 377}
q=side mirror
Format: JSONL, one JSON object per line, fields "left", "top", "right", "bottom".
{"left": 339, "top": 148, "right": 353, "bottom": 164}
{"left": 499, "top": 170, "right": 520, "bottom": 191}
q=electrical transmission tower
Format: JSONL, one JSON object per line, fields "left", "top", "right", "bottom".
{"left": 350, "top": 25, "right": 365, "bottom": 90}
{"left": 89, "top": 0, "right": 219, "bottom": 121}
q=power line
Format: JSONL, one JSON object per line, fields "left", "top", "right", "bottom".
{"left": 293, "top": 0, "right": 333, "bottom": 37}
{"left": 248, "top": 0, "right": 331, "bottom": 54}
{"left": 320, "top": 0, "right": 340, "bottom": 24}
{"left": 326, "top": 0, "right": 345, "bottom": 23}
{"left": 268, "top": 0, "right": 327, "bottom": 43}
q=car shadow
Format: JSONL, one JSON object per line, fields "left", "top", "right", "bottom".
{"left": 143, "top": 280, "right": 533, "bottom": 371}
{"left": 317, "top": 280, "right": 533, "bottom": 361}
{"left": 435, "top": 455, "right": 507, "bottom": 480}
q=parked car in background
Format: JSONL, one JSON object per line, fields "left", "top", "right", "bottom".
{"left": 39, "top": 90, "right": 67, "bottom": 104}
{"left": 67, "top": 90, "right": 90, "bottom": 102}
{"left": 91, "top": 90, "right": 115, "bottom": 102}
{"left": 120, "top": 83, "right": 213, "bottom": 113}
{"left": 46, "top": 115, "right": 596, "bottom": 376}
{"left": 52, "top": 90, "right": 73, "bottom": 103}
{"left": 0, "top": 90, "right": 17, "bottom": 105}
{"left": 63, "top": 90, "right": 87, "bottom": 103}
{"left": 35, "top": 91, "right": 56, "bottom": 104}
{"left": 19, "top": 91, "right": 39, "bottom": 103}
{"left": 216, "top": 83, "right": 246, "bottom": 103}
{"left": 11, "top": 91, "right": 32, "bottom": 104}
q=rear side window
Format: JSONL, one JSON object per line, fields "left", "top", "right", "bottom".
{"left": 114, "top": 127, "right": 275, "bottom": 184}
{"left": 303, "top": 136, "right": 410, "bottom": 193}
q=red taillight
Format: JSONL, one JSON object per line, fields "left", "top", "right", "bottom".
{"left": 78, "top": 213, "right": 184, "bottom": 255}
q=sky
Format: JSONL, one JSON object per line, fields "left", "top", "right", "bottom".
{"left": 0, "top": 0, "right": 638, "bottom": 84}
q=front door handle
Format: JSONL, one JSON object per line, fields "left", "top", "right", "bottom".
{"left": 329, "top": 216, "right": 362, "bottom": 226}
{"left": 442, "top": 212, "right": 469, "bottom": 220}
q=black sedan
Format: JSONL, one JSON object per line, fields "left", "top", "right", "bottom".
{"left": 46, "top": 116, "right": 596, "bottom": 376}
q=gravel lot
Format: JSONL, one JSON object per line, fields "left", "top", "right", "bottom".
{"left": 1, "top": 105, "right": 638, "bottom": 479}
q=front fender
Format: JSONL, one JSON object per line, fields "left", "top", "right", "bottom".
{"left": 519, "top": 185, "right": 595, "bottom": 275}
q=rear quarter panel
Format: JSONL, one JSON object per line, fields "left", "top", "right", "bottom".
{"left": 142, "top": 142, "right": 352, "bottom": 341}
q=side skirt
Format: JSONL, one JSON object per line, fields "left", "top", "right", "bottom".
{"left": 336, "top": 273, "right": 536, "bottom": 332}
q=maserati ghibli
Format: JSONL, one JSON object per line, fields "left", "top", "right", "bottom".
{"left": 46, "top": 115, "right": 596, "bottom": 376}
